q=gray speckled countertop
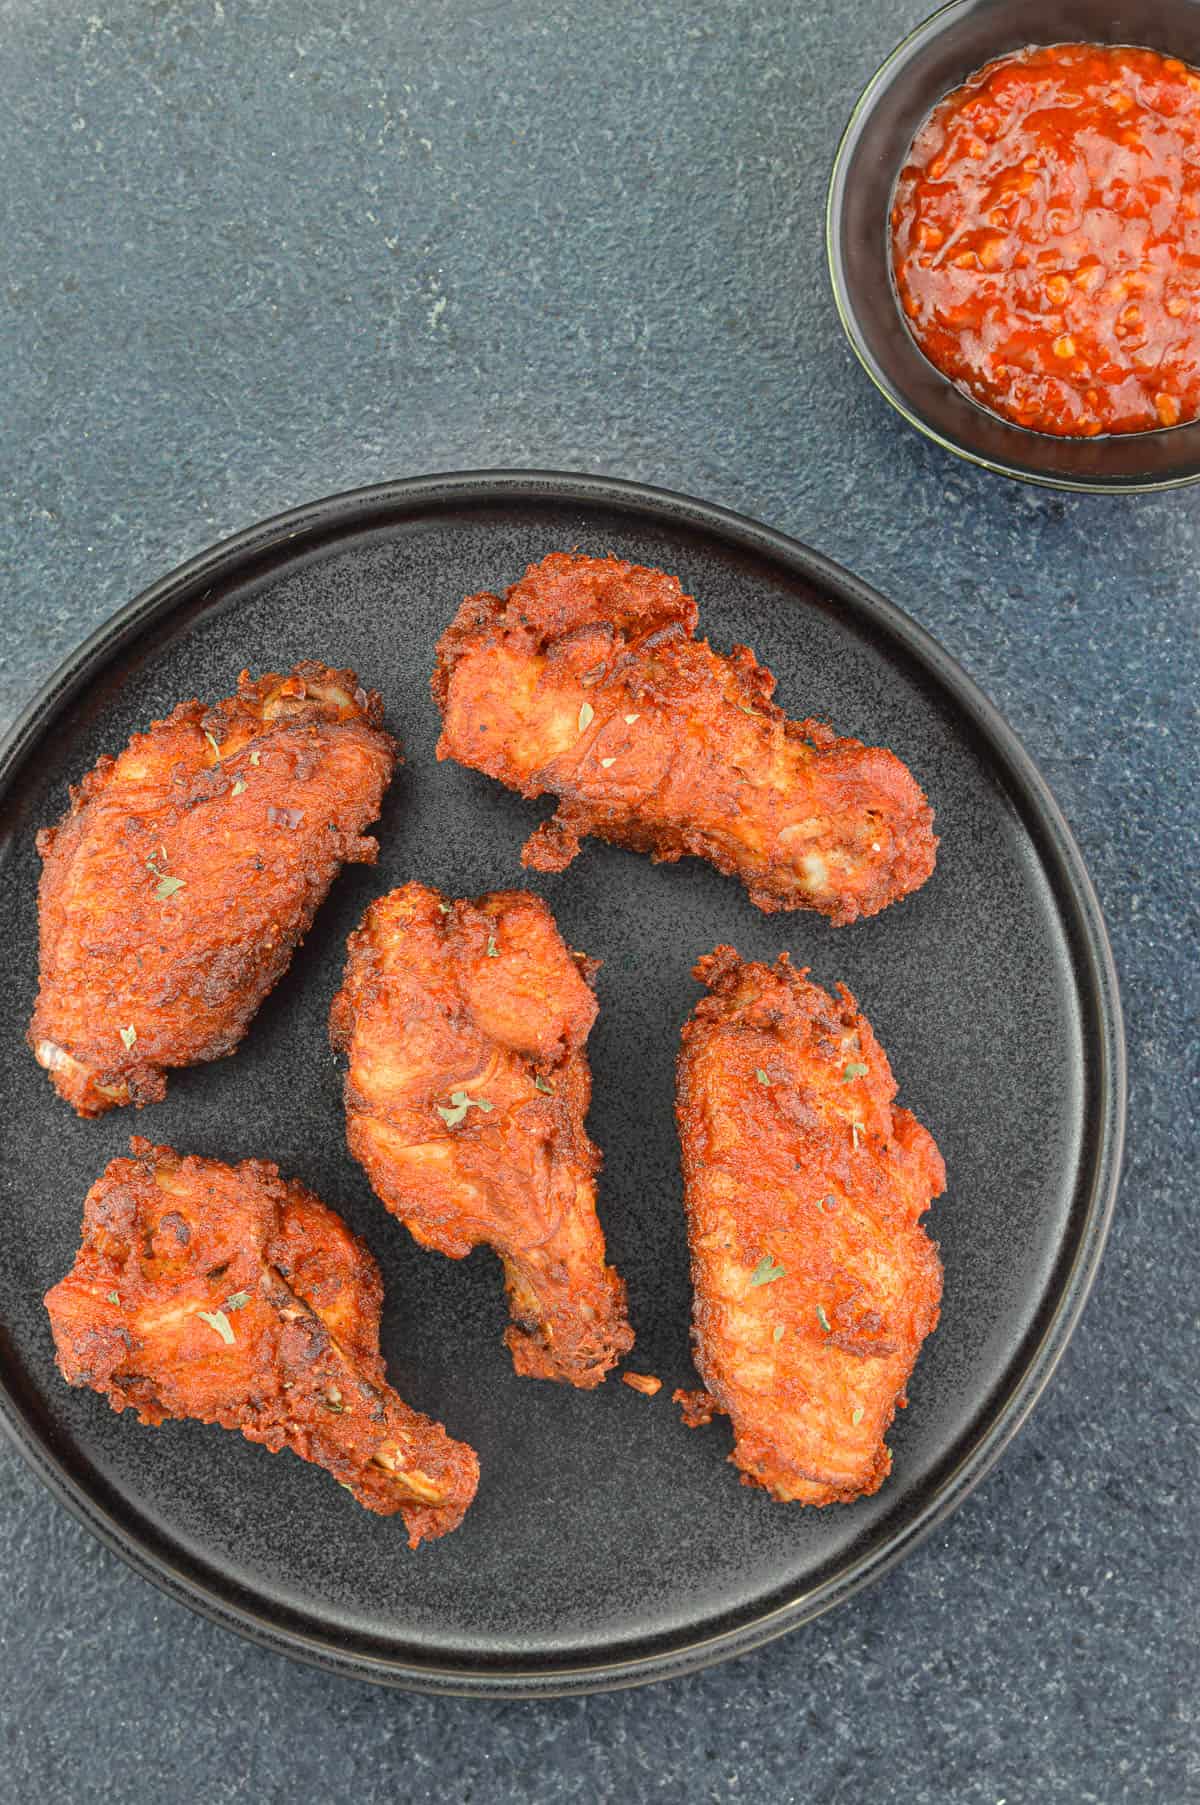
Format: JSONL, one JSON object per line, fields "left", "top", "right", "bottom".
{"left": 1, "top": 1, "right": 1195, "bottom": 1799}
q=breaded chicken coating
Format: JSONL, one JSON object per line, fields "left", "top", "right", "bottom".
{"left": 30, "top": 662, "right": 397, "bottom": 1115}
{"left": 434, "top": 554, "right": 936, "bottom": 923}
{"left": 675, "top": 948, "right": 944, "bottom": 1505}
{"left": 330, "top": 883, "right": 633, "bottom": 1387}
{"left": 45, "top": 1140, "right": 479, "bottom": 1545}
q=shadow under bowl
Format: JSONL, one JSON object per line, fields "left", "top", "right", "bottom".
{"left": 827, "top": 0, "right": 1200, "bottom": 491}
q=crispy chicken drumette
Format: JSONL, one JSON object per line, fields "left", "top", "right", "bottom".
{"left": 329, "top": 882, "right": 633, "bottom": 1387}
{"left": 674, "top": 948, "right": 944, "bottom": 1505}
{"left": 30, "top": 662, "right": 397, "bottom": 1116}
{"left": 433, "top": 553, "right": 936, "bottom": 923}
{"left": 44, "top": 1140, "right": 479, "bottom": 1545}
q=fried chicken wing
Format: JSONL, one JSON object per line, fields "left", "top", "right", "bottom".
{"left": 44, "top": 1139, "right": 478, "bottom": 1544}
{"left": 433, "top": 553, "right": 936, "bottom": 923}
{"left": 329, "top": 882, "right": 633, "bottom": 1387}
{"left": 30, "top": 662, "right": 398, "bottom": 1116}
{"left": 674, "top": 947, "right": 944, "bottom": 1505}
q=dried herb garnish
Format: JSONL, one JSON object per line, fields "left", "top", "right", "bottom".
{"left": 231, "top": 777, "right": 246, "bottom": 796}
{"left": 486, "top": 934, "right": 499, "bottom": 957}
{"left": 577, "top": 701, "right": 594, "bottom": 733}
{"left": 106, "top": 1291, "right": 120, "bottom": 1305}
{"left": 324, "top": 1387, "right": 345, "bottom": 1413}
{"left": 249, "top": 749, "right": 261, "bottom": 766}
{"left": 119, "top": 1024, "right": 137, "bottom": 1051}
{"left": 204, "top": 730, "right": 222, "bottom": 761}
{"left": 198, "top": 1308, "right": 234, "bottom": 1345}
{"left": 815, "top": 1304, "right": 831, "bottom": 1334}
{"left": 624, "top": 713, "right": 640, "bottom": 724}
{"left": 851, "top": 1406, "right": 864, "bottom": 1425}
{"left": 772, "top": 1324, "right": 785, "bottom": 1344}
{"left": 534, "top": 1074, "right": 554, "bottom": 1094}
{"left": 154, "top": 874, "right": 185, "bottom": 900}
{"left": 755, "top": 1068, "right": 770, "bottom": 1085}
{"left": 600, "top": 757, "right": 616, "bottom": 768}
{"left": 436, "top": 1089, "right": 494, "bottom": 1128}
{"left": 851, "top": 1121, "right": 864, "bottom": 1148}
{"left": 749, "top": 1256, "right": 786, "bottom": 1288}
{"left": 842, "top": 1061, "right": 868, "bottom": 1083}
{"left": 437, "top": 901, "right": 451, "bottom": 914}
{"left": 223, "top": 1290, "right": 251, "bottom": 1312}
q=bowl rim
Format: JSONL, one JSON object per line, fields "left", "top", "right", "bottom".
{"left": 825, "top": 0, "right": 1200, "bottom": 493}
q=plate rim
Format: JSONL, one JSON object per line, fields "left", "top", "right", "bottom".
{"left": 0, "top": 467, "right": 1126, "bottom": 1696}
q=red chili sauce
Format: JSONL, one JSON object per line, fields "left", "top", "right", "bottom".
{"left": 891, "top": 43, "right": 1200, "bottom": 436}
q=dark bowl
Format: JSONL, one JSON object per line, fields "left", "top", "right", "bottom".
{"left": 827, "top": 0, "right": 1200, "bottom": 491}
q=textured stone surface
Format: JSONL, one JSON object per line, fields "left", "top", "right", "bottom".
{"left": 0, "top": 1, "right": 1194, "bottom": 1799}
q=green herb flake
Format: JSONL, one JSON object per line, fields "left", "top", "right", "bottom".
{"left": 772, "top": 1324, "right": 785, "bottom": 1344}
{"left": 486, "top": 934, "right": 499, "bottom": 957}
{"left": 851, "top": 1121, "right": 864, "bottom": 1149}
{"left": 198, "top": 1308, "right": 234, "bottom": 1345}
{"left": 436, "top": 1089, "right": 494, "bottom": 1128}
{"left": 223, "top": 1290, "right": 252, "bottom": 1312}
{"left": 748, "top": 1256, "right": 786, "bottom": 1289}
{"left": 600, "top": 756, "right": 616, "bottom": 768}
{"left": 755, "top": 1068, "right": 770, "bottom": 1086}
{"left": 204, "top": 730, "right": 222, "bottom": 761}
{"left": 106, "top": 1291, "right": 120, "bottom": 1305}
{"left": 851, "top": 1406, "right": 864, "bottom": 1426}
{"left": 249, "top": 749, "right": 261, "bottom": 766}
{"left": 231, "top": 777, "right": 247, "bottom": 796}
{"left": 154, "top": 874, "right": 186, "bottom": 900}
{"left": 118, "top": 1024, "right": 137, "bottom": 1051}
{"left": 324, "top": 1388, "right": 345, "bottom": 1414}
{"left": 577, "top": 701, "right": 595, "bottom": 733}
{"left": 816, "top": 1304, "right": 832, "bottom": 1334}
{"left": 534, "top": 1074, "right": 554, "bottom": 1094}
{"left": 817, "top": 1193, "right": 837, "bottom": 1213}
{"left": 842, "top": 1061, "right": 868, "bottom": 1083}
{"left": 437, "top": 901, "right": 451, "bottom": 914}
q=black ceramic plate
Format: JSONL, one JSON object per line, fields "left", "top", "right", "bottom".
{"left": 0, "top": 472, "right": 1123, "bottom": 1695}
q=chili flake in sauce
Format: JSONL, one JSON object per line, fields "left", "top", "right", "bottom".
{"left": 892, "top": 43, "right": 1200, "bottom": 436}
